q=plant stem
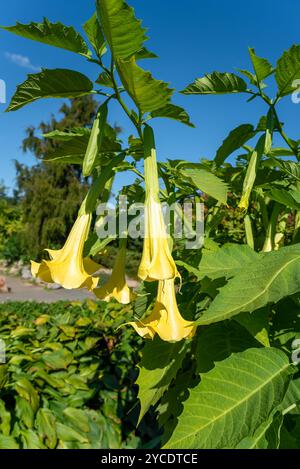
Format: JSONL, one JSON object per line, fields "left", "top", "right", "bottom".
{"left": 244, "top": 214, "right": 254, "bottom": 249}
{"left": 262, "top": 203, "right": 282, "bottom": 252}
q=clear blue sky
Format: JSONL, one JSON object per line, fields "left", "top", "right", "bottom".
{"left": 1, "top": 0, "right": 300, "bottom": 193}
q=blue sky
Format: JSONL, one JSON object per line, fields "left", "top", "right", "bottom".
{"left": 1, "top": 0, "right": 300, "bottom": 193}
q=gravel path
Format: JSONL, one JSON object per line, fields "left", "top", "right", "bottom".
{"left": 0, "top": 275, "right": 95, "bottom": 303}
{"left": 0, "top": 271, "right": 139, "bottom": 304}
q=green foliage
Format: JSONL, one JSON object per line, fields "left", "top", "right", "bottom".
{"left": 7, "top": 69, "right": 94, "bottom": 112}
{"left": 15, "top": 96, "right": 98, "bottom": 258}
{"left": 165, "top": 348, "right": 293, "bottom": 448}
{"left": 96, "top": 0, "right": 147, "bottom": 60}
{"left": 276, "top": 45, "right": 300, "bottom": 97}
{"left": 3, "top": 0, "right": 300, "bottom": 450}
{"left": 0, "top": 301, "right": 154, "bottom": 449}
{"left": 0, "top": 186, "right": 25, "bottom": 262}
{"left": 117, "top": 57, "right": 173, "bottom": 114}
{"left": 1, "top": 19, "right": 91, "bottom": 57}
{"left": 182, "top": 72, "right": 247, "bottom": 95}
{"left": 198, "top": 244, "right": 300, "bottom": 325}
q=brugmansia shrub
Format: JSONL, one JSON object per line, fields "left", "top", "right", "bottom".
{"left": 2, "top": 0, "right": 300, "bottom": 449}
{"left": 0, "top": 301, "right": 157, "bottom": 449}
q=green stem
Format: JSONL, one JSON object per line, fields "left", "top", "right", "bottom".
{"left": 262, "top": 203, "right": 282, "bottom": 252}
{"left": 143, "top": 125, "right": 160, "bottom": 198}
{"left": 244, "top": 214, "right": 254, "bottom": 250}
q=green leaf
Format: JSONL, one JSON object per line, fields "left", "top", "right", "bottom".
{"left": 83, "top": 13, "right": 106, "bottom": 57}
{"left": 96, "top": 0, "right": 147, "bottom": 60}
{"left": 136, "top": 338, "right": 188, "bottom": 423}
{"left": 42, "top": 348, "right": 73, "bottom": 370}
{"left": 198, "top": 243, "right": 260, "bottom": 280}
{"left": 36, "top": 408, "right": 57, "bottom": 449}
{"left": 7, "top": 69, "right": 94, "bottom": 112}
{"left": 15, "top": 378, "right": 39, "bottom": 413}
{"left": 269, "top": 187, "right": 300, "bottom": 210}
{"left": 15, "top": 396, "right": 35, "bottom": 429}
{"left": 96, "top": 71, "right": 114, "bottom": 88}
{"left": 20, "top": 429, "right": 45, "bottom": 449}
{"left": 215, "top": 124, "right": 256, "bottom": 167}
{"left": 0, "top": 435, "right": 19, "bottom": 449}
{"left": 269, "top": 147, "right": 296, "bottom": 157}
{"left": 180, "top": 166, "right": 228, "bottom": 203}
{"left": 56, "top": 422, "right": 89, "bottom": 443}
{"left": 43, "top": 127, "right": 89, "bottom": 141}
{"left": 281, "top": 378, "right": 300, "bottom": 414}
{"left": 238, "top": 69, "right": 260, "bottom": 87}
{"left": 63, "top": 408, "right": 90, "bottom": 433}
{"left": 276, "top": 45, "right": 300, "bottom": 97}
{"left": 182, "top": 72, "right": 247, "bottom": 95}
{"left": 236, "top": 411, "right": 283, "bottom": 449}
{"left": 248, "top": 47, "right": 274, "bottom": 82}
{"left": 272, "top": 159, "right": 300, "bottom": 182}
{"left": 196, "top": 322, "right": 260, "bottom": 374}
{"left": 235, "top": 308, "right": 270, "bottom": 347}
{"left": 150, "top": 103, "right": 194, "bottom": 127}
{"left": 44, "top": 126, "right": 121, "bottom": 164}
{"left": 164, "top": 348, "right": 293, "bottom": 449}
{"left": 2, "top": 19, "right": 91, "bottom": 56}
{"left": 117, "top": 57, "right": 173, "bottom": 113}
{"left": 198, "top": 244, "right": 300, "bottom": 325}
{"left": 83, "top": 102, "right": 108, "bottom": 176}
{"left": 135, "top": 47, "right": 158, "bottom": 60}
{"left": 0, "top": 399, "right": 11, "bottom": 436}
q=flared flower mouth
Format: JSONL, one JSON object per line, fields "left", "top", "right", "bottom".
{"left": 129, "top": 279, "right": 196, "bottom": 342}
{"left": 94, "top": 243, "right": 133, "bottom": 304}
{"left": 31, "top": 214, "right": 100, "bottom": 290}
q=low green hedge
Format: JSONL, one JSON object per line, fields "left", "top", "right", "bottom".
{"left": 0, "top": 300, "right": 156, "bottom": 449}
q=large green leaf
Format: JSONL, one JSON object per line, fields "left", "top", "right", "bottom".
{"left": 36, "top": 408, "right": 57, "bottom": 449}
{"left": 215, "top": 124, "right": 256, "bottom": 167}
{"left": 198, "top": 244, "right": 300, "bottom": 325}
{"left": 180, "top": 167, "right": 228, "bottom": 203}
{"left": 272, "top": 159, "right": 300, "bottom": 182}
{"left": 248, "top": 47, "right": 274, "bottom": 82}
{"left": 2, "top": 19, "right": 91, "bottom": 56}
{"left": 280, "top": 378, "right": 300, "bottom": 414}
{"left": 182, "top": 72, "right": 247, "bottom": 95}
{"left": 96, "top": 0, "right": 147, "bottom": 60}
{"left": 7, "top": 69, "right": 94, "bottom": 112}
{"left": 235, "top": 308, "right": 270, "bottom": 347}
{"left": 164, "top": 348, "right": 292, "bottom": 449}
{"left": 236, "top": 411, "right": 283, "bottom": 449}
{"left": 136, "top": 338, "right": 188, "bottom": 423}
{"left": 150, "top": 104, "right": 194, "bottom": 127}
{"left": 276, "top": 45, "right": 300, "bottom": 97}
{"left": 198, "top": 244, "right": 260, "bottom": 280}
{"left": 117, "top": 57, "right": 173, "bottom": 113}
{"left": 83, "top": 13, "right": 106, "bottom": 57}
{"left": 196, "top": 322, "right": 260, "bottom": 374}
{"left": 269, "top": 187, "right": 300, "bottom": 210}
{"left": 43, "top": 125, "right": 121, "bottom": 164}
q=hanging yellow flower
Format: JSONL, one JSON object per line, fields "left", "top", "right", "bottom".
{"left": 129, "top": 279, "right": 196, "bottom": 342}
{"left": 138, "top": 125, "right": 178, "bottom": 282}
{"left": 138, "top": 194, "right": 178, "bottom": 281}
{"left": 94, "top": 239, "right": 133, "bottom": 304}
{"left": 31, "top": 213, "right": 100, "bottom": 290}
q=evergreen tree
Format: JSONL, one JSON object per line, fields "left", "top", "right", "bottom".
{"left": 15, "top": 96, "right": 98, "bottom": 258}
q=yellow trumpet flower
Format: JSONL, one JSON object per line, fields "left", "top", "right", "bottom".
{"left": 129, "top": 279, "right": 196, "bottom": 342}
{"left": 93, "top": 241, "right": 133, "bottom": 304}
{"left": 138, "top": 194, "right": 178, "bottom": 281}
{"left": 31, "top": 213, "right": 100, "bottom": 290}
{"left": 138, "top": 125, "right": 178, "bottom": 282}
